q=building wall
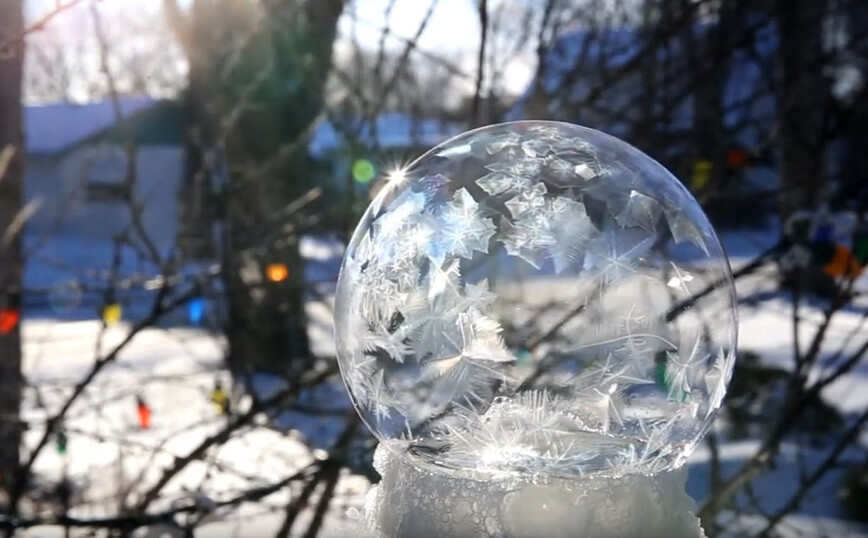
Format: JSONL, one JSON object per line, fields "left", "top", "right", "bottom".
{"left": 25, "top": 144, "right": 184, "bottom": 247}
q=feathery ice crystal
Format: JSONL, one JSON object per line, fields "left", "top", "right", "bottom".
{"left": 335, "top": 121, "right": 737, "bottom": 480}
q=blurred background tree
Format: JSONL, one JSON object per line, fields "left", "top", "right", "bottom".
{"left": 165, "top": 0, "right": 345, "bottom": 378}
{"left": 0, "top": 0, "right": 24, "bottom": 501}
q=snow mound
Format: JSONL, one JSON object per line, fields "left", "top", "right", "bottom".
{"left": 363, "top": 444, "right": 706, "bottom": 538}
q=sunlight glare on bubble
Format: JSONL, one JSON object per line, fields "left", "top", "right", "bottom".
{"left": 387, "top": 168, "right": 408, "bottom": 185}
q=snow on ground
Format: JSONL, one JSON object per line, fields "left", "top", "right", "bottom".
{"left": 16, "top": 231, "right": 868, "bottom": 536}
{"left": 21, "top": 318, "right": 368, "bottom": 537}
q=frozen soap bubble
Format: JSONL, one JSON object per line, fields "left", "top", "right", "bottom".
{"left": 335, "top": 121, "right": 737, "bottom": 479}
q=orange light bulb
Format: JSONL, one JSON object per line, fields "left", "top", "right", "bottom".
{"left": 266, "top": 263, "right": 289, "bottom": 283}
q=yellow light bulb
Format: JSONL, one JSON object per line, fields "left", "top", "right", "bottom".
{"left": 102, "top": 303, "right": 122, "bottom": 325}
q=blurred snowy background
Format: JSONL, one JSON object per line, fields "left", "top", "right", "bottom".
{"left": 1, "top": 0, "right": 868, "bottom": 536}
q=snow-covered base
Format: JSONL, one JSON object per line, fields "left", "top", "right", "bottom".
{"left": 363, "top": 445, "right": 706, "bottom": 538}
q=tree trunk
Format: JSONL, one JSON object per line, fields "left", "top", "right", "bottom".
{"left": 635, "top": 0, "right": 660, "bottom": 155}
{"left": 690, "top": 0, "right": 745, "bottom": 223}
{"left": 776, "top": 0, "right": 829, "bottom": 221}
{"left": 224, "top": 218, "right": 312, "bottom": 376}
{"left": 167, "top": 0, "right": 345, "bottom": 378}
{"left": 0, "top": 0, "right": 25, "bottom": 502}
{"left": 835, "top": 0, "right": 868, "bottom": 212}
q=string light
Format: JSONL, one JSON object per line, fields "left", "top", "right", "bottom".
{"left": 266, "top": 263, "right": 289, "bottom": 283}
{"left": 727, "top": 147, "right": 750, "bottom": 169}
{"left": 0, "top": 289, "right": 21, "bottom": 335}
{"left": 102, "top": 302, "right": 122, "bottom": 326}
{"left": 352, "top": 159, "right": 376, "bottom": 184}
{"left": 820, "top": 244, "right": 864, "bottom": 279}
{"left": 0, "top": 307, "right": 19, "bottom": 335}
{"left": 784, "top": 211, "right": 868, "bottom": 279}
{"left": 56, "top": 429, "right": 68, "bottom": 455}
{"left": 136, "top": 395, "right": 151, "bottom": 430}
{"left": 210, "top": 380, "right": 230, "bottom": 415}
{"left": 691, "top": 159, "right": 713, "bottom": 191}
{"left": 188, "top": 297, "right": 205, "bottom": 325}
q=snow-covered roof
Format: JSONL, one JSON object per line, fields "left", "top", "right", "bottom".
{"left": 25, "top": 96, "right": 158, "bottom": 155}
{"left": 24, "top": 100, "right": 462, "bottom": 158}
{"left": 309, "top": 113, "right": 462, "bottom": 157}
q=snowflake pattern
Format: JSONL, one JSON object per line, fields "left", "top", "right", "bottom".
{"left": 584, "top": 226, "right": 656, "bottom": 283}
{"left": 500, "top": 185, "right": 596, "bottom": 272}
{"left": 438, "top": 188, "right": 497, "bottom": 260}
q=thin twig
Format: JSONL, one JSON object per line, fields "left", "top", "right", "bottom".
{"left": 0, "top": 0, "right": 90, "bottom": 53}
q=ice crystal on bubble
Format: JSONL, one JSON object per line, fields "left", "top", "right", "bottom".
{"left": 667, "top": 262, "right": 695, "bottom": 295}
{"left": 548, "top": 197, "right": 596, "bottom": 273}
{"left": 485, "top": 130, "right": 523, "bottom": 155}
{"left": 476, "top": 171, "right": 531, "bottom": 195}
{"left": 440, "top": 188, "right": 496, "bottom": 260}
{"left": 504, "top": 182, "right": 548, "bottom": 217}
{"left": 521, "top": 137, "right": 555, "bottom": 158}
{"left": 420, "top": 312, "right": 513, "bottom": 383}
{"left": 485, "top": 158, "right": 545, "bottom": 178}
{"left": 665, "top": 207, "right": 710, "bottom": 254}
{"left": 500, "top": 185, "right": 596, "bottom": 272}
{"left": 663, "top": 351, "right": 693, "bottom": 401}
{"left": 463, "top": 279, "right": 497, "bottom": 311}
{"left": 704, "top": 348, "right": 735, "bottom": 415}
{"left": 334, "top": 121, "right": 737, "bottom": 479}
{"left": 372, "top": 189, "right": 427, "bottom": 244}
{"left": 584, "top": 226, "right": 656, "bottom": 284}
{"left": 545, "top": 157, "right": 577, "bottom": 181}
{"left": 615, "top": 190, "right": 663, "bottom": 231}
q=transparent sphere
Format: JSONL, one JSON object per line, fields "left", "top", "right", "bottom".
{"left": 335, "top": 121, "right": 737, "bottom": 479}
